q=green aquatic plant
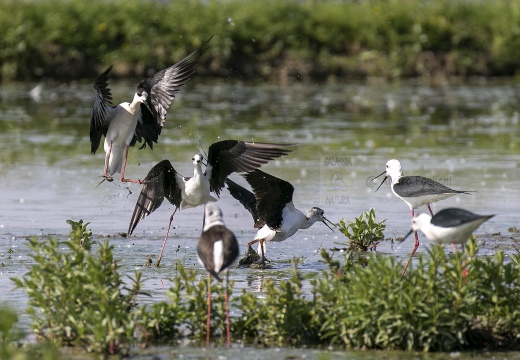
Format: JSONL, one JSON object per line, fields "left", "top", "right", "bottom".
{"left": 138, "top": 265, "right": 231, "bottom": 345}
{"left": 13, "top": 221, "right": 146, "bottom": 355}
{"left": 336, "top": 209, "right": 386, "bottom": 251}
{"left": 0, "top": 306, "right": 59, "bottom": 360}
{"left": 10, "top": 220, "right": 520, "bottom": 355}
{"left": 233, "top": 260, "right": 317, "bottom": 346}
{"left": 66, "top": 219, "right": 93, "bottom": 250}
{"left": 231, "top": 239, "right": 520, "bottom": 351}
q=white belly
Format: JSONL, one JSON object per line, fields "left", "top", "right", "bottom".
{"left": 181, "top": 176, "right": 215, "bottom": 209}
{"left": 104, "top": 106, "right": 139, "bottom": 176}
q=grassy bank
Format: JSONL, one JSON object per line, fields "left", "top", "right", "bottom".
{"left": 3, "top": 220, "right": 520, "bottom": 357}
{"left": 1, "top": 0, "right": 520, "bottom": 83}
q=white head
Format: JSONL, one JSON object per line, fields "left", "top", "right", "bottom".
{"left": 402, "top": 212, "right": 433, "bottom": 242}
{"left": 305, "top": 207, "right": 335, "bottom": 231}
{"left": 374, "top": 159, "right": 403, "bottom": 191}
{"left": 133, "top": 90, "right": 152, "bottom": 113}
{"left": 133, "top": 90, "right": 148, "bottom": 104}
{"left": 385, "top": 159, "right": 403, "bottom": 179}
{"left": 410, "top": 213, "right": 433, "bottom": 232}
{"left": 192, "top": 154, "right": 203, "bottom": 166}
{"left": 203, "top": 202, "right": 224, "bottom": 232}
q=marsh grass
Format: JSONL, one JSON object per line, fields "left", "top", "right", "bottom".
{"left": 9, "top": 220, "right": 520, "bottom": 356}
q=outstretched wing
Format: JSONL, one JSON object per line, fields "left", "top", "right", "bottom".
{"left": 134, "top": 37, "right": 212, "bottom": 150}
{"left": 243, "top": 169, "right": 294, "bottom": 229}
{"left": 90, "top": 66, "right": 115, "bottom": 154}
{"left": 127, "top": 160, "right": 184, "bottom": 235}
{"left": 225, "top": 178, "right": 260, "bottom": 226}
{"left": 206, "top": 140, "right": 295, "bottom": 197}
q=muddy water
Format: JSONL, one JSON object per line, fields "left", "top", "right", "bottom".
{"left": 0, "top": 78, "right": 519, "bottom": 357}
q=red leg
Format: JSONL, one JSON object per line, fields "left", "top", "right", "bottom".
{"left": 451, "top": 243, "right": 468, "bottom": 278}
{"left": 259, "top": 240, "right": 267, "bottom": 263}
{"left": 451, "top": 243, "right": 458, "bottom": 254}
{"left": 225, "top": 271, "right": 231, "bottom": 347}
{"left": 246, "top": 239, "right": 259, "bottom": 247}
{"left": 402, "top": 230, "right": 420, "bottom": 276}
{"left": 206, "top": 273, "right": 212, "bottom": 346}
{"left": 104, "top": 141, "right": 112, "bottom": 178}
{"left": 427, "top": 205, "right": 434, "bottom": 216}
{"left": 155, "top": 208, "right": 178, "bottom": 266}
{"left": 121, "top": 145, "right": 143, "bottom": 184}
{"left": 402, "top": 208, "right": 419, "bottom": 276}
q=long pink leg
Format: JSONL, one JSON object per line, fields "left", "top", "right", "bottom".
{"left": 206, "top": 273, "right": 212, "bottom": 346}
{"left": 121, "top": 145, "right": 143, "bottom": 184}
{"left": 450, "top": 243, "right": 468, "bottom": 278}
{"left": 104, "top": 141, "right": 112, "bottom": 178}
{"left": 225, "top": 271, "right": 231, "bottom": 347}
{"left": 259, "top": 240, "right": 267, "bottom": 262}
{"left": 155, "top": 208, "right": 178, "bottom": 266}
{"left": 402, "top": 209, "right": 420, "bottom": 276}
{"left": 427, "top": 205, "right": 435, "bottom": 216}
{"left": 247, "top": 239, "right": 259, "bottom": 247}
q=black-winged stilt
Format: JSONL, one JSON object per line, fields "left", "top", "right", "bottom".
{"left": 225, "top": 169, "right": 335, "bottom": 263}
{"left": 89, "top": 40, "right": 210, "bottom": 184}
{"left": 127, "top": 140, "right": 294, "bottom": 265}
{"left": 403, "top": 207, "right": 493, "bottom": 250}
{"left": 372, "top": 159, "right": 473, "bottom": 275}
{"left": 197, "top": 202, "right": 239, "bottom": 347}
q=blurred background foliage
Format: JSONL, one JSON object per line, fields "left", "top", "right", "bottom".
{"left": 1, "top": 0, "right": 520, "bottom": 82}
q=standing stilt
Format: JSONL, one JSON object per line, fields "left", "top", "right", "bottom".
{"left": 196, "top": 203, "right": 239, "bottom": 348}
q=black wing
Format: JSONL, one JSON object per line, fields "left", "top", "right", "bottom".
{"left": 134, "top": 37, "right": 212, "bottom": 150}
{"left": 90, "top": 66, "right": 114, "bottom": 154}
{"left": 394, "top": 176, "right": 472, "bottom": 198}
{"left": 127, "top": 160, "right": 183, "bottom": 235}
{"left": 243, "top": 169, "right": 294, "bottom": 229}
{"left": 206, "top": 140, "right": 295, "bottom": 197}
{"left": 225, "top": 178, "right": 259, "bottom": 225}
{"left": 431, "top": 208, "right": 493, "bottom": 228}
{"left": 130, "top": 110, "right": 162, "bottom": 150}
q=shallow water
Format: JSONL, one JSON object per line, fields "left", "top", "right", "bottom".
{"left": 0, "top": 78, "right": 519, "bottom": 357}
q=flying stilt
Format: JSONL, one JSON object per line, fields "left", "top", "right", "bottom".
{"left": 403, "top": 208, "right": 493, "bottom": 275}
{"left": 372, "top": 159, "right": 473, "bottom": 275}
{"left": 127, "top": 140, "right": 294, "bottom": 265}
{"left": 225, "top": 169, "right": 335, "bottom": 263}
{"left": 197, "top": 202, "right": 239, "bottom": 347}
{"left": 90, "top": 39, "right": 210, "bottom": 183}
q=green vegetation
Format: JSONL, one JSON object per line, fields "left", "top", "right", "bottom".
{"left": 12, "top": 223, "right": 145, "bottom": 355}
{"left": 0, "top": 307, "right": 59, "bottom": 360}
{"left": 9, "top": 220, "right": 520, "bottom": 356}
{"left": 336, "top": 208, "right": 386, "bottom": 251}
{"left": 2, "top": 0, "right": 520, "bottom": 82}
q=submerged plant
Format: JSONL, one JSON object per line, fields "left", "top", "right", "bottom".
{"left": 336, "top": 209, "right": 386, "bottom": 251}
